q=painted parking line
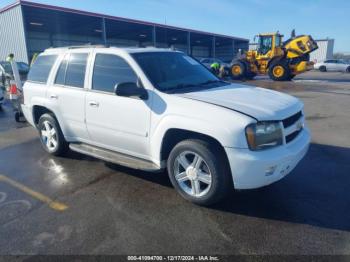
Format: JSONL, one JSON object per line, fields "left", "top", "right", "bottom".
{"left": 0, "top": 174, "right": 68, "bottom": 211}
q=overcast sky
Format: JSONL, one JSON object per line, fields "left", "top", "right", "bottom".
{"left": 0, "top": 0, "right": 348, "bottom": 52}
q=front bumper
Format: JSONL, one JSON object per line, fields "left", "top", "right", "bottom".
{"left": 225, "top": 127, "right": 310, "bottom": 190}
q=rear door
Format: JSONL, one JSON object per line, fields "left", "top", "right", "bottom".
{"left": 47, "top": 51, "right": 90, "bottom": 141}
{"left": 85, "top": 51, "right": 151, "bottom": 159}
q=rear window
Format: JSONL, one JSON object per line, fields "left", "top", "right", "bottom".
{"left": 27, "top": 55, "right": 58, "bottom": 83}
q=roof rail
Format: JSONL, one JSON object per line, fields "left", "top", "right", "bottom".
{"left": 48, "top": 44, "right": 109, "bottom": 50}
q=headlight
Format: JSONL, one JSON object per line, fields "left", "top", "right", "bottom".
{"left": 245, "top": 122, "right": 283, "bottom": 151}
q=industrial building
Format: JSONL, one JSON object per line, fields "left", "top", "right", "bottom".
{"left": 0, "top": 1, "right": 249, "bottom": 64}
{"left": 309, "top": 39, "right": 334, "bottom": 63}
{"left": 249, "top": 38, "right": 334, "bottom": 63}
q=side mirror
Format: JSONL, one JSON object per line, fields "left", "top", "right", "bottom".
{"left": 115, "top": 82, "right": 148, "bottom": 100}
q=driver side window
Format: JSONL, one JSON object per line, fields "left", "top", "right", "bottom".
{"left": 92, "top": 54, "right": 137, "bottom": 93}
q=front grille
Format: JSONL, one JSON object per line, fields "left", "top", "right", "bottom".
{"left": 282, "top": 111, "right": 302, "bottom": 128}
{"left": 286, "top": 129, "right": 302, "bottom": 143}
{"left": 283, "top": 111, "right": 303, "bottom": 144}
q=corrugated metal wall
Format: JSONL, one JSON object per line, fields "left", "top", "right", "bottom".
{"left": 310, "top": 40, "right": 334, "bottom": 63}
{"left": 0, "top": 5, "right": 28, "bottom": 63}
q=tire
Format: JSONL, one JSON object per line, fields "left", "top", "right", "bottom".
{"left": 38, "top": 113, "right": 68, "bottom": 156}
{"left": 230, "top": 61, "right": 246, "bottom": 80}
{"left": 268, "top": 61, "right": 291, "bottom": 81}
{"left": 319, "top": 66, "right": 327, "bottom": 72}
{"left": 346, "top": 67, "right": 350, "bottom": 73}
{"left": 167, "top": 139, "right": 232, "bottom": 206}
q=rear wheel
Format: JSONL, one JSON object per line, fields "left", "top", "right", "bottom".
{"left": 319, "top": 66, "right": 327, "bottom": 72}
{"left": 38, "top": 113, "right": 68, "bottom": 156}
{"left": 167, "top": 139, "right": 232, "bottom": 206}
{"left": 230, "top": 61, "right": 246, "bottom": 80}
{"left": 269, "top": 61, "right": 291, "bottom": 81}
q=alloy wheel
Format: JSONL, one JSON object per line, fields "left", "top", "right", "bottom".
{"left": 174, "top": 151, "right": 212, "bottom": 198}
{"left": 41, "top": 120, "right": 58, "bottom": 151}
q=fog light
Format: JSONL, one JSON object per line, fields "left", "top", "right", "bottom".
{"left": 265, "top": 165, "right": 277, "bottom": 176}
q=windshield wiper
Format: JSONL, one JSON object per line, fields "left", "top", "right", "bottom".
{"left": 165, "top": 83, "right": 197, "bottom": 93}
{"left": 198, "top": 80, "right": 227, "bottom": 86}
{"left": 165, "top": 80, "right": 228, "bottom": 93}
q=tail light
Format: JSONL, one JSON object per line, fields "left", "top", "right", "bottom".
{"left": 10, "top": 84, "right": 17, "bottom": 95}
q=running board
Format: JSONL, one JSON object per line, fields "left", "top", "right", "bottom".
{"left": 69, "top": 143, "right": 160, "bottom": 172}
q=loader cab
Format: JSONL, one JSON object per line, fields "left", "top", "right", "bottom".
{"left": 256, "top": 33, "right": 283, "bottom": 56}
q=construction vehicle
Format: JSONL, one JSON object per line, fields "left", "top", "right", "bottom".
{"left": 230, "top": 31, "right": 318, "bottom": 81}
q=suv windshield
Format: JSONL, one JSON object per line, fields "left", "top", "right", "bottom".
{"left": 132, "top": 52, "right": 229, "bottom": 93}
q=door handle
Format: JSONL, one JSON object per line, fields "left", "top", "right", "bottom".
{"left": 50, "top": 94, "right": 58, "bottom": 99}
{"left": 88, "top": 101, "right": 99, "bottom": 107}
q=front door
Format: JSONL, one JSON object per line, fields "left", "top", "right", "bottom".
{"left": 85, "top": 53, "right": 151, "bottom": 159}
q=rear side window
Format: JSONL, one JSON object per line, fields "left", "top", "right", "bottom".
{"left": 27, "top": 55, "right": 58, "bottom": 83}
{"left": 92, "top": 54, "right": 137, "bottom": 93}
{"left": 65, "top": 53, "right": 88, "bottom": 88}
{"left": 54, "top": 53, "right": 88, "bottom": 88}
{"left": 55, "top": 55, "right": 68, "bottom": 85}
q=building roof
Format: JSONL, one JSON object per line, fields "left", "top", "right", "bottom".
{"left": 0, "top": 0, "right": 248, "bottom": 42}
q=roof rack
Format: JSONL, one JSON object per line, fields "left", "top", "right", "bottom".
{"left": 48, "top": 44, "right": 109, "bottom": 50}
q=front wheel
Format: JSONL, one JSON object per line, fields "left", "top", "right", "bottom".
{"left": 167, "top": 139, "right": 232, "bottom": 206}
{"left": 346, "top": 67, "right": 350, "bottom": 73}
{"left": 268, "top": 61, "right": 291, "bottom": 81}
{"left": 38, "top": 113, "right": 68, "bottom": 156}
{"left": 230, "top": 61, "right": 246, "bottom": 80}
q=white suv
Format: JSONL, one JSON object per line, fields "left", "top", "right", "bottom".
{"left": 22, "top": 46, "right": 310, "bottom": 205}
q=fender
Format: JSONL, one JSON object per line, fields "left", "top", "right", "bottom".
{"left": 149, "top": 114, "right": 251, "bottom": 165}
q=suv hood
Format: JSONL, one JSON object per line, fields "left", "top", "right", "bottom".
{"left": 177, "top": 84, "right": 303, "bottom": 121}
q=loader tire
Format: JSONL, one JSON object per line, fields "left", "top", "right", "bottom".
{"left": 230, "top": 61, "right": 246, "bottom": 80}
{"left": 269, "top": 61, "right": 291, "bottom": 81}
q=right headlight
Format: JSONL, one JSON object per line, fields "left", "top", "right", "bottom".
{"left": 245, "top": 121, "right": 283, "bottom": 151}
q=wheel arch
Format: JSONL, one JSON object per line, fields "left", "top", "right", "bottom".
{"left": 32, "top": 105, "right": 54, "bottom": 126}
{"left": 32, "top": 105, "right": 67, "bottom": 137}
{"left": 159, "top": 128, "right": 233, "bottom": 185}
{"left": 160, "top": 128, "right": 226, "bottom": 162}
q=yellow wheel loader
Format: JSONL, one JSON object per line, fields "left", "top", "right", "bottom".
{"left": 231, "top": 31, "right": 318, "bottom": 81}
